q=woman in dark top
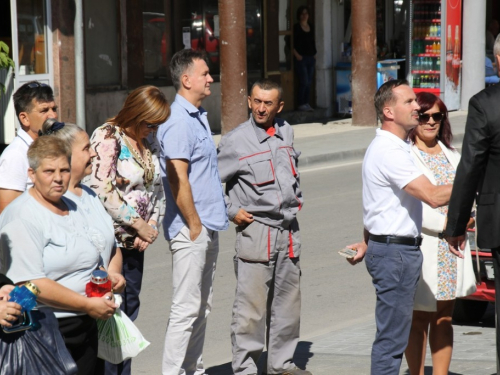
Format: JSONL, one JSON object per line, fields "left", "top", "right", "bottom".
{"left": 293, "top": 5, "right": 317, "bottom": 112}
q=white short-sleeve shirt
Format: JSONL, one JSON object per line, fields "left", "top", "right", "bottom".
{"left": 362, "top": 128, "right": 423, "bottom": 237}
{"left": 0, "top": 192, "right": 103, "bottom": 318}
{"left": 0, "top": 128, "right": 33, "bottom": 191}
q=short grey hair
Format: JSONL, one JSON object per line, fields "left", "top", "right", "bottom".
{"left": 27, "top": 136, "right": 71, "bottom": 170}
{"left": 170, "top": 49, "right": 208, "bottom": 91}
{"left": 41, "top": 118, "right": 86, "bottom": 146}
{"left": 494, "top": 34, "right": 500, "bottom": 59}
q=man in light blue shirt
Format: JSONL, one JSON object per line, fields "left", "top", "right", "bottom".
{"left": 157, "top": 49, "right": 228, "bottom": 375}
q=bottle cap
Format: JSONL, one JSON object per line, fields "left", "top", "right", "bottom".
{"left": 90, "top": 269, "right": 109, "bottom": 285}
{"left": 25, "top": 281, "right": 40, "bottom": 296}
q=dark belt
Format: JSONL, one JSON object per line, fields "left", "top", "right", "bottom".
{"left": 369, "top": 234, "right": 422, "bottom": 247}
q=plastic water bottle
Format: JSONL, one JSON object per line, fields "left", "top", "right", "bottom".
{"left": 9, "top": 281, "right": 40, "bottom": 313}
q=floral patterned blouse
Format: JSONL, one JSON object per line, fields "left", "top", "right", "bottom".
{"left": 86, "top": 124, "right": 165, "bottom": 248}
{"left": 419, "top": 150, "right": 457, "bottom": 300}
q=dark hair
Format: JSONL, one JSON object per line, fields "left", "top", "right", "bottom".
{"left": 408, "top": 92, "right": 453, "bottom": 150}
{"left": 13, "top": 81, "right": 54, "bottom": 120}
{"left": 170, "top": 49, "right": 209, "bottom": 91}
{"left": 108, "top": 85, "right": 170, "bottom": 152}
{"left": 250, "top": 79, "right": 283, "bottom": 101}
{"left": 374, "top": 79, "right": 409, "bottom": 122}
{"left": 296, "top": 5, "right": 309, "bottom": 21}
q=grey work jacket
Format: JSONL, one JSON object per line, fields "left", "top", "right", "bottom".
{"left": 217, "top": 116, "right": 304, "bottom": 230}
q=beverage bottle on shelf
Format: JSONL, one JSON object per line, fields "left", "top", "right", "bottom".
{"left": 452, "top": 25, "right": 461, "bottom": 87}
{"left": 436, "top": 75, "right": 440, "bottom": 89}
{"left": 436, "top": 57, "right": 441, "bottom": 72}
{"left": 432, "top": 42, "right": 437, "bottom": 53}
{"left": 446, "top": 25, "right": 453, "bottom": 80}
{"left": 437, "top": 24, "right": 441, "bottom": 37}
{"left": 415, "top": 75, "right": 421, "bottom": 88}
{"left": 436, "top": 41, "right": 441, "bottom": 53}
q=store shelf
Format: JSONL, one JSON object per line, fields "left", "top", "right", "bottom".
{"left": 414, "top": 20, "right": 441, "bottom": 24}
{"left": 412, "top": 70, "right": 440, "bottom": 74}
{"left": 412, "top": 53, "right": 440, "bottom": 57}
{"left": 413, "top": 88, "right": 440, "bottom": 93}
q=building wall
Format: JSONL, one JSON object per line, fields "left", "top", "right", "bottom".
{"left": 85, "top": 83, "right": 224, "bottom": 135}
{"left": 51, "top": 0, "right": 77, "bottom": 124}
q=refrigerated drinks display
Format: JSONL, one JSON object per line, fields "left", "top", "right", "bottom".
{"left": 410, "top": 0, "right": 442, "bottom": 93}
{"left": 409, "top": 0, "right": 462, "bottom": 110}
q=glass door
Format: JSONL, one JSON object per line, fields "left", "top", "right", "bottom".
{"left": 10, "top": 0, "right": 53, "bottom": 90}
{"left": 278, "top": 0, "right": 294, "bottom": 111}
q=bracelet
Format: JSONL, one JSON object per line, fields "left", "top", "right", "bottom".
{"left": 149, "top": 224, "right": 158, "bottom": 231}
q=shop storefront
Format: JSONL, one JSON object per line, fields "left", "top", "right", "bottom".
{"left": 0, "top": 0, "right": 54, "bottom": 146}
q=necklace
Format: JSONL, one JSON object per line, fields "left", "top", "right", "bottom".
{"left": 120, "top": 130, "right": 155, "bottom": 186}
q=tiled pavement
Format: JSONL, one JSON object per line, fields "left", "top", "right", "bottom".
{"left": 295, "top": 315, "right": 496, "bottom": 375}
{"left": 208, "top": 305, "right": 497, "bottom": 375}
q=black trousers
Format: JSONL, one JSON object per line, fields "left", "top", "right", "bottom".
{"left": 57, "top": 314, "right": 98, "bottom": 375}
{"left": 491, "top": 248, "right": 500, "bottom": 374}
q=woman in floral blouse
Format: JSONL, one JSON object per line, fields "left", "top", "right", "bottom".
{"left": 87, "top": 85, "right": 170, "bottom": 374}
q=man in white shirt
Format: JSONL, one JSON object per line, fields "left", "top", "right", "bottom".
{"left": 347, "top": 80, "right": 452, "bottom": 375}
{"left": 0, "top": 81, "right": 57, "bottom": 213}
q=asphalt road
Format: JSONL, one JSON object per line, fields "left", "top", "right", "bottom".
{"left": 131, "top": 160, "right": 375, "bottom": 374}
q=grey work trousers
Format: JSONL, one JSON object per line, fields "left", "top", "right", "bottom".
{"left": 231, "top": 226, "right": 301, "bottom": 374}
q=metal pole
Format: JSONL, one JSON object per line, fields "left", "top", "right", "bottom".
{"left": 461, "top": 0, "right": 486, "bottom": 110}
{"left": 219, "top": 0, "right": 248, "bottom": 134}
{"left": 74, "top": 0, "right": 86, "bottom": 130}
{"left": 351, "top": 0, "right": 377, "bottom": 126}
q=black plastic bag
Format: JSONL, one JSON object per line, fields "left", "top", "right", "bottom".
{"left": 0, "top": 307, "right": 78, "bottom": 375}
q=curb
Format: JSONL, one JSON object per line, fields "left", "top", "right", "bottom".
{"left": 299, "top": 132, "right": 465, "bottom": 169}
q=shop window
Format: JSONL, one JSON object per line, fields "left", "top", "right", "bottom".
{"left": 16, "top": 0, "right": 48, "bottom": 75}
{"left": 143, "top": 0, "right": 168, "bottom": 85}
{"left": 84, "top": 0, "right": 120, "bottom": 87}
{"left": 177, "top": 0, "right": 220, "bottom": 75}
{"left": 245, "top": 0, "right": 263, "bottom": 78}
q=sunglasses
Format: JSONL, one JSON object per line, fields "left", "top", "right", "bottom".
{"left": 26, "top": 82, "right": 49, "bottom": 89}
{"left": 418, "top": 112, "right": 444, "bottom": 124}
{"left": 146, "top": 123, "right": 161, "bottom": 129}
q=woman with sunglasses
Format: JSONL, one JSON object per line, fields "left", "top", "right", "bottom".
{"left": 405, "top": 92, "right": 476, "bottom": 375}
{"left": 87, "top": 85, "right": 170, "bottom": 374}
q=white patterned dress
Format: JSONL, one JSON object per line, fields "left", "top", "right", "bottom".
{"left": 419, "top": 150, "right": 457, "bottom": 300}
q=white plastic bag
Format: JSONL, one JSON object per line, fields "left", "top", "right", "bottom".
{"left": 97, "top": 306, "right": 150, "bottom": 364}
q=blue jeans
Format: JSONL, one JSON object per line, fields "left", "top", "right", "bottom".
{"left": 295, "top": 55, "right": 315, "bottom": 106}
{"left": 365, "top": 241, "right": 423, "bottom": 375}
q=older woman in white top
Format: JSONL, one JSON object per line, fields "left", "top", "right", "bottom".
{"left": 405, "top": 92, "right": 476, "bottom": 375}
{"left": 0, "top": 136, "right": 117, "bottom": 374}
{"left": 41, "top": 118, "right": 125, "bottom": 293}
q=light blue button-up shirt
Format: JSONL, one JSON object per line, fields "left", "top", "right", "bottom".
{"left": 157, "top": 94, "right": 228, "bottom": 240}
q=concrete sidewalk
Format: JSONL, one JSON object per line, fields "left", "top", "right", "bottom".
{"left": 213, "top": 111, "right": 468, "bottom": 168}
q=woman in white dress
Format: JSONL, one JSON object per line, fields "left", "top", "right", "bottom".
{"left": 405, "top": 92, "right": 476, "bottom": 375}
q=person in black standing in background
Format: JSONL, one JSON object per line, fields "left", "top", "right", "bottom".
{"left": 293, "top": 5, "right": 317, "bottom": 112}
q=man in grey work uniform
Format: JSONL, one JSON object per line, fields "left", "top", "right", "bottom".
{"left": 348, "top": 79, "right": 452, "bottom": 375}
{"left": 218, "top": 79, "right": 310, "bottom": 375}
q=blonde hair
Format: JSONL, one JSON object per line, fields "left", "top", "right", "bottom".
{"left": 107, "top": 86, "right": 170, "bottom": 151}
{"left": 27, "top": 136, "right": 71, "bottom": 170}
